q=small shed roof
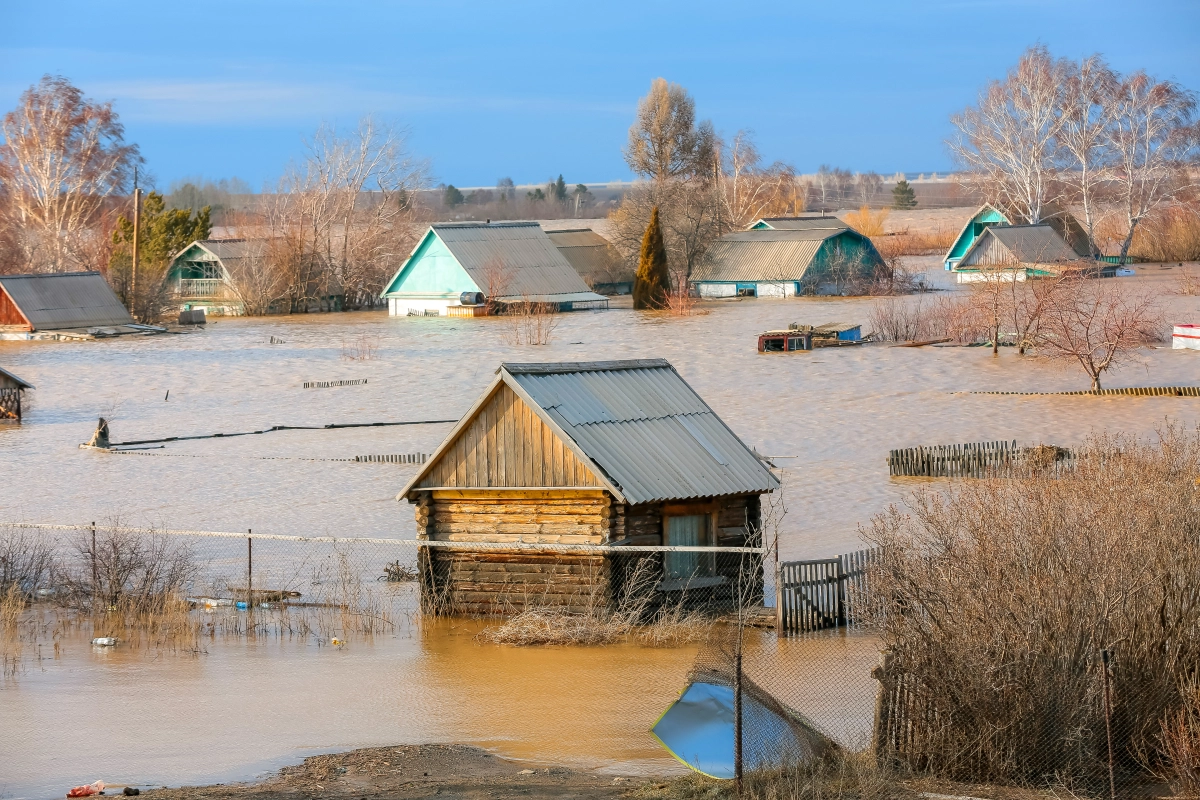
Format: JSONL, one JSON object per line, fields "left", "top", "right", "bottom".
{"left": 432, "top": 222, "right": 604, "bottom": 301}
{"left": 964, "top": 224, "right": 1079, "bottom": 266}
{"left": 0, "top": 272, "right": 134, "bottom": 331}
{"left": 692, "top": 228, "right": 868, "bottom": 283}
{"left": 752, "top": 216, "right": 849, "bottom": 232}
{"left": 0, "top": 366, "right": 34, "bottom": 390}
{"left": 402, "top": 359, "right": 779, "bottom": 505}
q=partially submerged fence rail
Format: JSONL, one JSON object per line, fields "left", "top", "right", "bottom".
{"left": 888, "top": 440, "right": 1017, "bottom": 478}
{"left": 973, "top": 386, "right": 1200, "bottom": 397}
{"left": 303, "top": 379, "right": 369, "bottom": 389}
{"left": 354, "top": 453, "right": 429, "bottom": 464}
{"left": 776, "top": 547, "right": 877, "bottom": 636}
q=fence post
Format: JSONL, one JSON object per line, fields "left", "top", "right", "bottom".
{"left": 775, "top": 561, "right": 784, "bottom": 639}
{"left": 247, "top": 530, "right": 253, "bottom": 618}
{"left": 91, "top": 521, "right": 98, "bottom": 607}
{"left": 734, "top": 639, "right": 743, "bottom": 796}
{"left": 836, "top": 554, "right": 847, "bottom": 628}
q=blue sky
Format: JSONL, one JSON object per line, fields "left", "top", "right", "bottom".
{"left": 4, "top": 0, "right": 1198, "bottom": 191}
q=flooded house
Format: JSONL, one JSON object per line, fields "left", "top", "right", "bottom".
{"left": 545, "top": 228, "right": 633, "bottom": 295}
{"left": 398, "top": 359, "right": 779, "bottom": 616}
{"left": 0, "top": 271, "right": 161, "bottom": 340}
{"left": 0, "top": 366, "right": 33, "bottom": 421}
{"left": 952, "top": 224, "right": 1101, "bottom": 283}
{"left": 381, "top": 222, "right": 609, "bottom": 317}
{"left": 690, "top": 226, "right": 886, "bottom": 298}
{"left": 166, "top": 238, "right": 264, "bottom": 316}
{"left": 943, "top": 203, "right": 1093, "bottom": 271}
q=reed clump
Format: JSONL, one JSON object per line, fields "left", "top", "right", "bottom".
{"left": 863, "top": 426, "right": 1200, "bottom": 792}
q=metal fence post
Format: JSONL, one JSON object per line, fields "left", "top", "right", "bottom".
{"left": 90, "top": 521, "right": 98, "bottom": 608}
{"left": 247, "top": 530, "right": 253, "bottom": 621}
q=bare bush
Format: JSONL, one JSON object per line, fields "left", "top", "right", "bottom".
{"left": 868, "top": 296, "right": 932, "bottom": 342}
{"left": 843, "top": 205, "right": 889, "bottom": 238}
{"left": 0, "top": 527, "right": 54, "bottom": 598}
{"left": 340, "top": 333, "right": 380, "bottom": 360}
{"left": 56, "top": 528, "right": 197, "bottom": 614}
{"left": 1178, "top": 264, "right": 1200, "bottom": 296}
{"left": 500, "top": 300, "right": 559, "bottom": 346}
{"left": 1159, "top": 678, "right": 1200, "bottom": 797}
{"left": 865, "top": 427, "right": 1200, "bottom": 789}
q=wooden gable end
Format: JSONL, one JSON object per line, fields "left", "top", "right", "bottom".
{"left": 0, "top": 286, "right": 32, "bottom": 330}
{"left": 417, "top": 383, "right": 603, "bottom": 490}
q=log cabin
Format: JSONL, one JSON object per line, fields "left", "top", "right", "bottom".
{"left": 398, "top": 359, "right": 780, "bottom": 616}
{"left": 0, "top": 366, "right": 33, "bottom": 422}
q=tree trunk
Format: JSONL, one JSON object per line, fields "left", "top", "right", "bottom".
{"left": 1118, "top": 217, "right": 1141, "bottom": 265}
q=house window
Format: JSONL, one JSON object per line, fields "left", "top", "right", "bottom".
{"left": 664, "top": 514, "right": 714, "bottom": 580}
{"left": 735, "top": 283, "right": 757, "bottom": 297}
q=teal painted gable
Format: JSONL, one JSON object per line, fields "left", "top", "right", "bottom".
{"left": 946, "top": 207, "right": 1010, "bottom": 266}
{"left": 750, "top": 221, "right": 771, "bottom": 230}
{"left": 167, "top": 243, "right": 222, "bottom": 281}
{"left": 381, "top": 231, "right": 480, "bottom": 297}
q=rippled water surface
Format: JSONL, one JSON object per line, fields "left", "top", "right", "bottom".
{"left": 2, "top": 279, "right": 1197, "bottom": 797}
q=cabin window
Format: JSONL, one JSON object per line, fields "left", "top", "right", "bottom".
{"left": 735, "top": 283, "right": 757, "bottom": 297}
{"left": 762, "top": 337, "right": 785, "bottom": 352}
{"left": 787, "top": 337, "right": 802, "bottom": 351}
{"left": 664, "top": 514, "right": 715, "bottom": 580}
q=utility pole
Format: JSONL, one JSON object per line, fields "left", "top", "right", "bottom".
{"left": 131, "top": 167, "right": 141, "bottom": 321}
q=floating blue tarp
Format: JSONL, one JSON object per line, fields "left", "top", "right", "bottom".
{"left": 651, "top": 681, "right": 824, "bottom": 779}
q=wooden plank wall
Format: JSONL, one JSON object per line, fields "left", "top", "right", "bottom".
{"left": 427, "top": 549, "right": 609, "bottom": 616}
{"left": 418, "top": 384, "right": 603, "bottom": 489}
{"left": 419, "top": 489, "right": 613, "bottom": 544}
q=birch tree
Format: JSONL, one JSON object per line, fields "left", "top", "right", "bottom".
{"left": 0, "top": 75, "right": 141, "bottom": 272}
{"left": 1107, "top": 72, "right": 1199, "bottom": 262}
{"left": 1058, "top": 56, "right": 1119, "bottom": 257}
{"left": 950, "top": 46, "right": 1068, "bottom": 223}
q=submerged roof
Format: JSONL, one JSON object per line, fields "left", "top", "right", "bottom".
{"left": 945, "top": 203, "right": 1093, "bottom": 264}
{"left": 432, "top": 222, "right": 604, "bottom": 301}
{"left": 546, "top": 228, "right": 630, "bottom": 286}
{"left": 963, "top": 224, "right": 1079, "bottom": 265}
{"left": 692, "top": 228, "right": 876, "bottom": 283}
{"left": 752, "top": 216, "right": 849, "bottom": 232}
{"left": 402, "top": 359, "right": 779, "bottom": 505}
{"left": 0, "top": 272, "right": 134, "bottom": 331}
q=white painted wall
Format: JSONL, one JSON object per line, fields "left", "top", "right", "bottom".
{"left": 387, "top": 297, "right": 458, "bottom": 317}
{"left": 955, "top": 270, "right": 1026, "bottom": 284}
{"left": 756, "top": 282, "right": 796, "bottom": 298}
{"left": 696, "top": 283, "right": 736, "bottom": 298}
{"left": 1173, "top": 325, "right": 1200, "bottom": 350}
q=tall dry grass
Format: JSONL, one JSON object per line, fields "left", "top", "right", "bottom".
{"left": 844, "top": 206, "right": 890, "bottom": 238}
{"left": 1130, "top": 205, "right": 1200, "bottom": 263}
{"left": 872, "top": 226, "right": 957, "bottom": 259}
{"left": 864, "top": 427, "right": 1200, "bottom": 791}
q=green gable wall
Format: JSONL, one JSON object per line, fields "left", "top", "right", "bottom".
{"left": 750, "top": 220, "right": 771, "bottom": 230}
{"left": 946, "top": 207, "right": 1010, "bottom": 265}
{"left": 167, "top": 243, "right": 221, "bottom": 281}
{"left": 381, "top": 232, "right": 480, "bottom": 297}
{"left": 808, "top": 230, "right": 884, "bottom": 277}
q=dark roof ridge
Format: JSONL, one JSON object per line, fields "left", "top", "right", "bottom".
{"left": 500, "top": 359, "right": 671, "bottom": 375}
{"left": 0, "top": 270, "right": 102, "bottom": 280}
{"left": 433, "top": 221, "right": 539, "bottom": 228}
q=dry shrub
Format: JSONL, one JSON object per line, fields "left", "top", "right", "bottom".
{"left": 1131, "top": 205, "right": 1200, "bottom": 263}
{"left": 865, "top": 427, "right": 1200, "bottom": 791}
{"left": 873, "top": 226, "right": 957, "bottom": 259}
{"left": 477, "top": 558, "right": 713, "bottom": 647}
{"left": 844, "top": 206, "right": 889, "bottom": 238}
{"left": 57, "top": 528, "right": 197, "bottom": 615}
{"left": 0, "top": 527, "right": 54, "bottom": 598}
{"left": 340, "top": 333, "right": 380, "bottom": 360}
{"left": 1177, "top": 265, "right": 1200, "bottom": 296}
{"left": 868, "top": 295, "right": 982, "bottom": 342}
{"left": 629, "top": 751, "right": 896, "bottom": 800}
{"left": 500, "top": 299, "right": 559, "bottom": 345}
{"left": 1159, "top": 679, "right": 1200, "bottom": 797}
{"left": 664, "top": 269, "right": 699, "bottom": 315}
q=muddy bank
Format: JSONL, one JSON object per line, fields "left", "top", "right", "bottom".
{"left": 146, "top": 744, "right": 646, "bottom": 799}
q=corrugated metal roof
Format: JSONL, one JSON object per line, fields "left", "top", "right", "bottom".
{"left": 503, "top": 360, "right": 779, "bottom": 504}
{"left": 432, "top": 222, "right": 601, "bottom": 300}
{"left": 755, "top": 216, "right": 849, "bottom": 231}
{"left": 692, "top": 230, "right": 831, "bottom": 282}
{"left": 972, "top": 224, "right": 1078, "bottom": 264}
{"left": 545, "top": 229, "right": 630, "bottom": 285}
{"left": 0, "top": 272, "right": 134, "bottom": 331}
{"left": 193, "top": 238, "right": 267, "bottom": 263}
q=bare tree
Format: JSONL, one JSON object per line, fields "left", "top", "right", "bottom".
{"left": 950, "top": 46, "right": 1068, "bottom": 224}
{"left": 624, "top": 78, "right": 714, "bottom": 184}
{"left": 0, "top": 75, "right": 141, "bottom": 272}
{"left": 855, "top": 171, "right": 884, "bottom": 204}
{"left": 1107, "top": 72, "right": 1199, "bottom": 263}
{"left": 718, "top": 130, "right": 796, "bottom": 228}
{"left": 1038, "top": 278, "right": 1163, "bottom": 390}
{"left": 1058, "top": 56, "right": 1119, "bottom": 257}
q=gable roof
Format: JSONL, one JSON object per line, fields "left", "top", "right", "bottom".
{"left": 401, "top": 359, "right": 779, "bottom": 505}
{"left": 944, "top": 203, "right": 1093, "bottom": 265}
{"left": 545, "top": 228, "right": 629, "bottom": 285}
{"left": 752, "top": 216, "right": 849, "bottom": 232}
{"left": 0, "top": 272, "right": 134, "bottom": 331}
{"left": 0, "top": 366, "right": 33, "bottom": 390}
{"left": 961, "top": 224, "right": 1079, "bottom": 266}
{"left": 691, "top": 228, "right": 879, "bottom": 283}
{"left": 397, "top": 222, "right": 604, "bottom": 301}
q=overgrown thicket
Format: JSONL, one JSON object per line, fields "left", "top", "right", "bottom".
{"left": 863, "top": 428, "right": 1200, "bottom": 792}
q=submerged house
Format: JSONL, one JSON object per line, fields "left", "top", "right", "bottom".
{"left": 0, "top": 366, "right": 33, "bottom": 421}
{"left": 749, "top": 216, "right": 849, "bottom": 232}
{"left": 398, "top": 359, "right": 779, "bottom": 616}
{"left": 953, "top": 224, "right": 1098, "bottom": 283}
{"left": 545, "top": 228, "right": 633, "bottom": 295}
{"left": 943, "top": 203, "right": 1093, "bottom": 271}
{"left": 691, "top": 228, "right": 886, "bottom": 298}
{"left": 166, "top": 238, "right": 263, "bottom": 315}
{"left": 381, "top": 222, "right": 608, "bottom": 317}
{"left": 0, "top": 272, "right": 158, "bottom": 340}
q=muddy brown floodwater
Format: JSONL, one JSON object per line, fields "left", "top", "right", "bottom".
{"left": 1, "top": 266, "right": 1197, "bottom": 798}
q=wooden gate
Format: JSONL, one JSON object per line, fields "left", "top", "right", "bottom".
{"left": 776, "top": 547, "right": 877, "bottom": 635}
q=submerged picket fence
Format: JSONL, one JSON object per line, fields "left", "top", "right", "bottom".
{"left": 776, "top": 547, "right": 877, "bottom": 635}
{"left": 303, "top": 379, "right": 369, "bottom": 389}
{"left": 888, "top": 440, "right": 1018, "bottom": 478}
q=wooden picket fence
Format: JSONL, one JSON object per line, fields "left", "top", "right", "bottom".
{"left": 974, "top": 385, "right": 1199, "bottom": 397}
{"left": 888, "top": 440, "right": 1018, "bottom": 478}
{"left": 776, "top": 547, "right": 877, "bottom": 635}
{"left": 354, "top": 453, "right": 429, "bottom": 464}
{"left": 304, "top": 379, "right": 369, "bottom": 389}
